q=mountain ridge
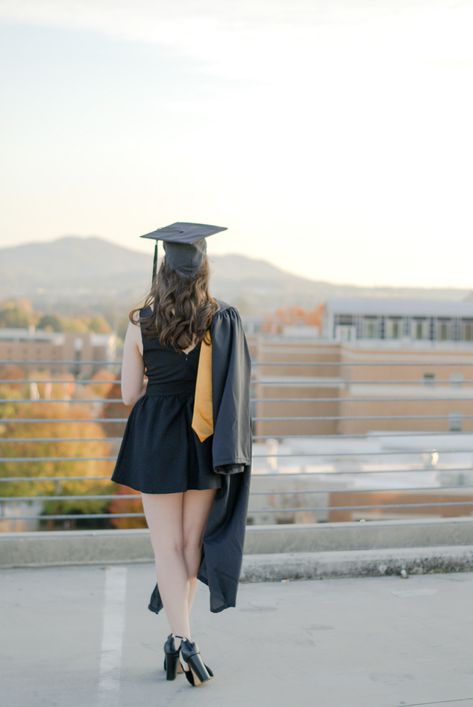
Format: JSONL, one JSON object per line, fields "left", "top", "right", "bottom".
{"left": 0, "top": 235, "right": 471, "bottom": 316}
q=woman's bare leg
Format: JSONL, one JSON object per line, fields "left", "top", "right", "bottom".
{"left": 141, "top": 491, "right": 192, "bottom": 639}
{"left": 182, "top": 488, "right": 218, "bottom": 613}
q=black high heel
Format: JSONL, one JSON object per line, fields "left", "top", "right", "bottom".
{"left": 163, "top": 633, "right": 184, "bottom": 680}
{"left": 173, "top": 634, "right": 213, "bottom": 686}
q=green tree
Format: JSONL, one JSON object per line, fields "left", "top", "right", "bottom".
{"left": 36, "top": 314, "right": 63, "bottom": 332}
{"left": 88, "top": 315, "right": 112, "bottom": 333}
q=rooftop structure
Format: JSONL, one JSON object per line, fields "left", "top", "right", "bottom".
{"left": 323, "top": 297, "right": 473, "bottom": 343}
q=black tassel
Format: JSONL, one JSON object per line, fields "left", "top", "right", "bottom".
{"left": 152, "top": 241, "right": 158, "bottom": 283}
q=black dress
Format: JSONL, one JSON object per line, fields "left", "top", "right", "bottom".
{"left": 110, "top": 307, "right": 223, "bottom": 494}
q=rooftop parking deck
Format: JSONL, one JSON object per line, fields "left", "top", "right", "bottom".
{"left": 2, "top": 561, "right": 473, "bottom": 707}
{"left": 3, "top": 350, "right": 473, "bottom": 705}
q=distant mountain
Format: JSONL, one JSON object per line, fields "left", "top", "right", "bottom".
{"left": 0, "top": 235, "right": 471, "bottom": 317}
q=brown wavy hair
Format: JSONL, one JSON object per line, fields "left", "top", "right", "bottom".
{"left": 129, "top": 256, "right": 219, "bottom": 351}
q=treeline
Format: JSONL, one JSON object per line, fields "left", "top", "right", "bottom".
{"left": 0, "top": 365, "right": 146, "bottom": 530}
{"left": 0, "top": 298, "right": 113, "bottom": 334}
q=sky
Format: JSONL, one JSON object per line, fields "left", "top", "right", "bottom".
{"left": 1, "top": 0, "right": 473, "bottom": 289}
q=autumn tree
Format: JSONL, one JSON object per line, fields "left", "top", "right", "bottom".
{"left": 0, "top": 399, "right": 116, "bottom": 527}
{"left": 0, "top": 300, "right": 34, "bottom": 328}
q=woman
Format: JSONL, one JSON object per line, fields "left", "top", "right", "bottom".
{"left": 111, "top": 222, "right": 252, "bottom": 687}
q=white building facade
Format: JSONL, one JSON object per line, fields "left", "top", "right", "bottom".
{"left": 323, "top": 298, "right": 473, "bottom": 344}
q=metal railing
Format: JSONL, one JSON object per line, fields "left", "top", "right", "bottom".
{"left": 2, "top": 355, "right": 473, "bottom": 528}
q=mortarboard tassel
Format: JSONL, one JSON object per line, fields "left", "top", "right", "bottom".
{"left": 191, "top": 330, "right": 214, "bottom": 442}
{"left": 152, "top": 241, "right": 158, "bottom": 283}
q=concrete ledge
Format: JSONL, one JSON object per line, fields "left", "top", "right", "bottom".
{"left": 245, "top": 516, "right": 473, "bottom": 553}
{"left": 240, "top": 545, "right": 473, "bottom": 582}
{"left": 2, "top": 517, "right": 473, "bottom": 569}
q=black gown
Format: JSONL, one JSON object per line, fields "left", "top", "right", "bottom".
{"left": 110, "top": 306, "right": 223, "bottom": 493}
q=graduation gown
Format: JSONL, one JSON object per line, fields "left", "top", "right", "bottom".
{"left": 148, "top": 298, "right": 253, "bottom": 614}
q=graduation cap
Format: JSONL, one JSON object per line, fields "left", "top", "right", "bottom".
{"left": 140, "top": 221, "right": 227, "bottom": 282}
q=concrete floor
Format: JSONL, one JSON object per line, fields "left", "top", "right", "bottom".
{"left": 1, "top": 562, "right": 473, "bottom": 707}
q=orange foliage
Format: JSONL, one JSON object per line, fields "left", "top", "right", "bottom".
{"left": 108, "top": 484, "right": 147, "bottom": 529}
{"left": 0, "top": 364, "right": 27, "bottom": 393}
{"left": 89, "top": 368, "right": 116, "bottom": 399}
{"left": 262, "top": 304, "right": 324, "bottom": 333}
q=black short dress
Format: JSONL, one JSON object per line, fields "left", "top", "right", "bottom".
{"left": 110, "top": 307, "right": 223, "bottom": 494}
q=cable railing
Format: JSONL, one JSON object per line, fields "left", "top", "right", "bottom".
{"left": 2, "top": 354, "right": 473, "bottom": 529}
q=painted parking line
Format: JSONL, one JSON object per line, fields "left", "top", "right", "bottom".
{"left": 97, "top": 565, "right": 128, "bottom": 707}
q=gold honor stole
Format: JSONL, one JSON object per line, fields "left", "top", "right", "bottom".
{"left": 191, "top": 330, "right": 214, "bottom": 442}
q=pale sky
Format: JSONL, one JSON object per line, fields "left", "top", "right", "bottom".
{"left": 1, "top": 1, "right": 473, "bottom": 288}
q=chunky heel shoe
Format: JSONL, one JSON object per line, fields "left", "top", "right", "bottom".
{"left": 163, "top": 633, "right": 183, "bottom": 680}
{"left": 173, "top": 634, "right": 213, "bottom": 686}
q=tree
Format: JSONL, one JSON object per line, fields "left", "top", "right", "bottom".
{"left": 107, "top": 485, "right": 146, "bottom": 530}
{"left": 88, "top": 315, "right": 112, "bottom": 333}
{"left": 88, "top": 368, "right": 116, "bottom": 401}
{"left": 61, "top": 318, "right": 89, "bottom": 333}
{"left": 0, "top": 301, "right": 33, "bottom": 328}
{"left": 262, "top": 304, "right": 324, "bottom": 332}
{"left": 0, "top": 400, "right": 115, "bottom": 526}
{"left": 36, "top": 314, "right": 63, "bottom": 332}
{"left": 101, "top": 377, "right": 129, "bottom": 438}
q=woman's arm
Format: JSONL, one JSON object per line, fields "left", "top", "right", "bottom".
{"left": 120, "top": 315, "right": 147, "bottom": 406}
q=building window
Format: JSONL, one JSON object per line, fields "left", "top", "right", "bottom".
{"left": 449, "top": 412, "right": 463, "bottom": 432}
{"left": 436, "top": 319, "right": 452, "bottom": 341}
{"left": 334, "top": 315, "right": 356, "bottom": 341}
{"left": 411, "top": 318, "right": 429, "bottom": 340}
{"left": 385, "top": 318, "right": 401, "bottom": 339}
{"left": 335, "top": 325, "right": 356, "bottom": 341}
{"left": 450, "top": 372, "right": 464, "bottom": 386}
{"left": 463, "top": 321, "right": 473, "bottom": 341}
{"left": 337, "top": 315, "right": 354, "bottom": 326}
{"left": 362, "top": 317, "right": 379, "bottom": 339}
{"left": 423, "top": 372, "right": 435, "bottom": 386}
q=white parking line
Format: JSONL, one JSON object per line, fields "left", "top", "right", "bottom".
{"left": 97, "top": 565, "right": 128, "bottom": 707}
